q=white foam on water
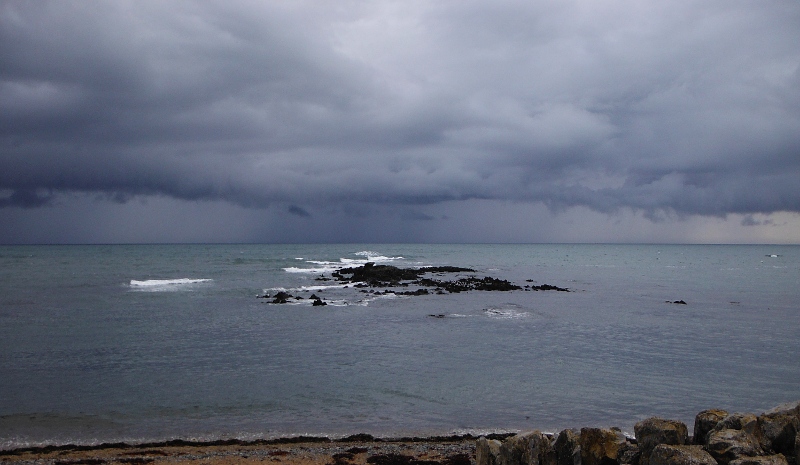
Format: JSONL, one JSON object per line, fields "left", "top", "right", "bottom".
{"left": 295, "top": 283, "right": 365, "bottom": 292}
{"left": 283, "top": 251, "right": 404, "bottom": 274}
{"left": 129, "top": 278, "right": 212, "bottom": 291}
{"left": 484, "top": 306, "right": 530, "bottom": 319}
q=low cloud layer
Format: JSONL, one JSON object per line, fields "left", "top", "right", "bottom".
{"left": 2, "top": 1, "right": 799, "bottom": 242}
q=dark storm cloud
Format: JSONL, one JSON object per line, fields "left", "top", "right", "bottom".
{"left": 2, "top": 0, "right": 799, "bottom": 222}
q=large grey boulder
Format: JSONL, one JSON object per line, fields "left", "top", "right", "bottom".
{"left": 498, "top": 431, "right": 556, "bottom": 465}
{"left": 694, "top": 410, "right": 729, "bottom": 445}
{"left": 579, "top": 427, "right": 627, "bottom": 465}
{"left": 500, "top": 433, "right": 532, "bottom": 465}
{"left": 706, "top": 428, "right": 765, "bottom": 465}
{"left": 635, "top": 418, "right": 689, "bottom": 465}
{"left": 555, "top": 429, "right": 582, "bottom": 465}
{"left": 649, "top": 444, "right": 716, "bottom": 465}
{"left": 758, "top": 403, "right": 800, "bottom": 458}
{"left": 477, "top": 437, "right": 503, "bottom": 465}
{"left": 728, "top": 454, "right": 789, "bottom": 465}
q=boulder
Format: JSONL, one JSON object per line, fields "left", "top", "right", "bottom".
{"left": 528, "top": 431, "right": 557, "bottom": 465}
{"left": 729, "top": 454, "right": 789, "bottom": 465}
{"left": 580, "top": 427, "right": 627, "bottom": 465}
{"left": 649, "top": 445, "right": 716, "bottom": 465}
{"left": 758, "top": 405, "right": 799, "bottom": 457}
{"left": 477, "top": 437, "right": 503, "bottom": 465}
{"left": 714, "top": 413, "right": 763, "bottom": 443}
{"left": 618, "top": 440, "right": 641, "bottom": 465}
{"left": 555, "top": 429, "right": 582, "bottom": 465}
{"left": 635, "top": 418, "right": 689, "bottom": 465}
{"left": 694, "top": 409, "right": 729, "bottom": 445}
{"left": 706, "top": 429, "right": 764, "bottom": 465}
{"left": 499, "top": 432, "right": 537, "bottom": 465}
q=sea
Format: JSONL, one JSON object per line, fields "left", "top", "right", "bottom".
{"left": 1, "top": 244, "right": 798, "bottom": 450}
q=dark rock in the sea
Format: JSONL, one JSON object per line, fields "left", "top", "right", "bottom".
{"left": 337, "top": 263, "right": 425, "bottom": 287}
{"left": 706, "top": 429, "right": 764, "bottom": 465}
{"left": 649, "top": 444, "right": 716, "bottom": 465}
{"left": 416, "top": 276, "right": 522, "bottom": 293}
{"left": 580, "top": 427, "right": 627, "bottom": 465}
{"left": 554, "top": 429, "right": 581, "bottom": 465}
{"left": 272, "top": 291, "right": 293, "bottom": 304}
{"left": 420, "top": 266, "right": 476, "bottom": 273}
{"left": 694, "top": 409, "right": 729, "bottom": 445}
{"left": 758, "top": 403, "right": 799, "bottom": 458}
{"left": 729, "top": 455, "right": 789, "bottom": 465}
{"left": 529, "top": 284, "right": 570, "bottom": 292}
{"left": 397, "top": 288, "right": 430, "bottom": 296}
{"left": 635, "top": 418, "right": 689, "bottom": 465}
{"left": 312, "top": 298, "right": 327, "bottom": 306}
{"left": 428, "top": 314, "right": 446, "bottom": 318}
{"left": 666, "top": 300, "right": 688, "bottom": 305}
{"left": 334, "top": 263, "right": 523, "bottom": 293}
{"left": 476, "top": 437, "right": 502, "bottom": 465}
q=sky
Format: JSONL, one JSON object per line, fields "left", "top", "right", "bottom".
{"left": 2, "top": 1, "right": 800, "bottom": 244}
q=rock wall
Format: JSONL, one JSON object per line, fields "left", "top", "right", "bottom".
{"left": 477, "top": 401, "right": 799, "bottom": 465}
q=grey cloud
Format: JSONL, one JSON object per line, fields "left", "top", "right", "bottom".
{"left": 287, "top": 205, "right": 311, "bottom": 217}
{"left": 1, "top": 0, "right": 799, "bottom": 234}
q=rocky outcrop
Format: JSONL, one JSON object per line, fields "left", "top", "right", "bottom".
{"left": 650, "top": 445, "right": 717, "bottom": 465}
{"left": 635, "top": 418, "right": 689, "bottom": 465}
{"left": 332, "top": 263, "right": 565, "bottom": 294}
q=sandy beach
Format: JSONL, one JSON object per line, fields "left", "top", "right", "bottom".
{"left": 0, "top": 436, "right": 481, "bottom": 465}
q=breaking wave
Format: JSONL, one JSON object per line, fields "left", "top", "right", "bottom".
{"left": 284, "top": 250, "right": 404, "bottom": 274}
{"left": 129, "top": 278, "right": 212, "bottom": 291}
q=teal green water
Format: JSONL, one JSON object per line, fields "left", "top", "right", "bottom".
{"left": 1, "top": 244, "right": 798, "bottom": 449}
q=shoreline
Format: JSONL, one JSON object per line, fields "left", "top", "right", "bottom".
{"left": 0, "top": 434, "right": 493, "bottom": 465}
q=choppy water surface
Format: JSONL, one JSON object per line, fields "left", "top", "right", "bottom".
{"left": 1, "top": 244, "right": 798, "bottom": 449}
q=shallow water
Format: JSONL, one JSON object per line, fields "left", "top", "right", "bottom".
{"left": 1, "top": 244, "right": 798, "bottom": 449}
